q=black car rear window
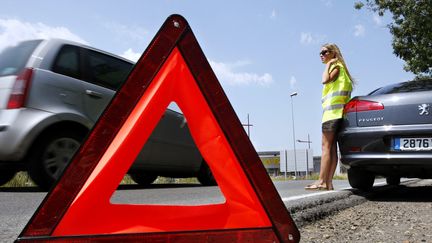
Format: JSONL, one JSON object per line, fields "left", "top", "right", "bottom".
{"left": 0, "top": 40, "right": 42, "bottom": 77}
{"left": 369, "top": 79, "right": 432, "bottom": 95}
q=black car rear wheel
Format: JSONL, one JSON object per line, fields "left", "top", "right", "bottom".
{"left": 348, "top": 168, "right": 375, "bottom": 191}
{"left": 386, "top": 176, "right": 401, "bottom": 186}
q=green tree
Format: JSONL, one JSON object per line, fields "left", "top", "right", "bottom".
{"left": 355, "top": 0, "right": 432, "bottom": 77}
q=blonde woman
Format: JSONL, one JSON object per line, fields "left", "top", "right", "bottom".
{"left": 305, "top": 43, "right": 354, "bottom": 190}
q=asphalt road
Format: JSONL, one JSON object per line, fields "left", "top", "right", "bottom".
{"left": 300, "top": 179, "right": 432, "bottom": 242}
{"left": 0, "top": 179, "right": 387, "bottom": 242}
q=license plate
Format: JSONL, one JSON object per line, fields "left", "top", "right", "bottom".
{"left": 394, "top": 137, "right": 432, "bottom": 151}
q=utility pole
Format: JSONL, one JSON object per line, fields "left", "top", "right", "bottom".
{"left": 242, "top": 113, "right": 253, "bottom": 138}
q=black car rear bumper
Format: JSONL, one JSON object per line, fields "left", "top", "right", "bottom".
{"left": 340, "top": 153, "right": 432, "bottom": 178}
{"left": 341, "top": 153, "right": 432, "bottom": 166}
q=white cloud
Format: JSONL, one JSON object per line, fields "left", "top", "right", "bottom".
{"left": 0, "top": 18, "right": 87, "bottom": 51}
{"left": 373, "top": 14, "right": 383, "bottom": 26}
{"left": 209, "top": 60, "right": 273, "bottom": 86}
{"left": 300, "top": 33, "right": 313, "bottom": 45}
{"left": 354, "top": 24, "right": 366, "bottom": 37}
{"left": 320, "top": 0, "right": 333, "bottom": 7}
{"left": 270, "top": 9, "right": 277, "bottom": 19}
{"left": 289, "top": 76, "right": 297, "bottom": 89}
{"left": 121, "top": 48, "right": 141, "bottom": 62}
{"left": 300, "top": 32, "right": 326, "bottom": 45}
{"left": 119, "top": 50, "right": 272, "bottom": 86}
{"left": 102, "top": 21, "right": 148, "bottom": 44}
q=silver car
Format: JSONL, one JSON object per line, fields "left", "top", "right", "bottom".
{"left": 338, "top": 79, "right": 432, "bottom": 191}
{"left": 0, "top": 39, "right": 215, "bottom": 190}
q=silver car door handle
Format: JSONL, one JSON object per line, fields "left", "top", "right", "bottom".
{"left": 85, "top": 90, "right": 103, "bottom": 98}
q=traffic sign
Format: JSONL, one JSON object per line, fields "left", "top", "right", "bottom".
{"left": 16, "top": 14, "right": 300, "bottom": 242}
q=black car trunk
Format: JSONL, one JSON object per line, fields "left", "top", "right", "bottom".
{"left": 357, "top": 91, "right": 432, "bottom": 127}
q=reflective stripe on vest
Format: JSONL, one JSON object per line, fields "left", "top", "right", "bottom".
{"left": 322, "top": 103, "right": 345, "bottom": 111}
{"left": 321, "top": 90, "right": 352, "bottom": 103}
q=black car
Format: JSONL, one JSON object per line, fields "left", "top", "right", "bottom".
{"left": 338, "top": 79, "right": 432, "bottom": 190}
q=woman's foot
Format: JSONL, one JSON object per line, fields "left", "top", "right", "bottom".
{"left": 319, "top": 182, "right": 334, "bottom": 191}
{"left": 305, "top": 182, "right": 326, "bottom": 190}
{"left": 305, "top": 182, "right": 334, "bottom": 191}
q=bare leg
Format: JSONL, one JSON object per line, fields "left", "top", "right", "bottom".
{"left": 305, "top": 130, "right": 338, "bottom": 190}
{"left": 326, "top": 140, "right": 338, "bottom": 189}
{"left": 319, "top": 131, "right": 337, "bottom": 188}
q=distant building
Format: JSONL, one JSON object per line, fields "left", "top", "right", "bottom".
{"left": 258, "top": 150, "right": 313, "bottom": 176}
{"left": 258, "top": 152, "right": 344, "bottom": 176}
{"left": 313, "top": 156, "right": 321, "bottom": 173}
{"left": 258, "top": 151, "right": 280, "bottom": 176}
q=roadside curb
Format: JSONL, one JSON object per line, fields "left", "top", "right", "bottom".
{"left": 284, "top": 179, "right": 419, "bottom": 227}
{"left": 285, "top": 190, "right": 365, "bottom": 227}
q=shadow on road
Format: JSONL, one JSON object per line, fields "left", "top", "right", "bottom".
{"left": 0, "top": 186, "right": 43, "bottom": 193}
{"left": 367, "top": 184, "right": 432, "bottom": 202}
{"left": 116, "top": 183, "right": 208, "bottom": 190}
{"left": 350, "top": 179, "right": 432, "bottom": 203}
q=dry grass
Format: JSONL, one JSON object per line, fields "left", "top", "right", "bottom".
{"left": 271, "top": 173, "right": 347, "bottom": 181}
{"left": 120, "top": 175, "right": 199, "bottom": 185}
{"left": 1, "top": 172, "right": 201, "bottom": 188}
{"left": 2, "top": 172, "right": 35, "bottom": 187}
{"left": 2, "top": 172, "right": 346, "bottom": 188}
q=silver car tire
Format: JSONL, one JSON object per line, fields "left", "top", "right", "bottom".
{"left": 28, "top": 129, "right": 84, "bottom": 190}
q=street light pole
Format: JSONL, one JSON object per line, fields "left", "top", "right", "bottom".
{"left": 297, "top": 134, "right": 312, "bottom": 178}
{"left": 290, "top": 92, "right": 298, "bottom": 178}
{"left": 297, "top": 134, "right": 312, "bottom": 149}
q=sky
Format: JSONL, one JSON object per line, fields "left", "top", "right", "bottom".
{"left": 0, "top": 0, "right": 414, "bottom": 155}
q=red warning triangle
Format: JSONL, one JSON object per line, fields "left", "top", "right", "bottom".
{"left": 17, "top": 14, "right": 300, "bottom": 242}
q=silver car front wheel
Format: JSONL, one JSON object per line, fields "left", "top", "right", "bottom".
{"left": 28, "top": 129, "right": 85, "bottom": 190}
{"left": 42, "top": 137, "right": 80, "bottom": 180}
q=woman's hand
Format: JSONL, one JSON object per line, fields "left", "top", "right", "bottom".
{"left": 322, "top": 58, "right": 340, "bottom": 84}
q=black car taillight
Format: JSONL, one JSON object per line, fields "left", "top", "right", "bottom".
{"left": 343, "top": 99, "right": 384, "bottom": 114}
{"left": 7, "top": 68, "right": 33, "bottom": 109}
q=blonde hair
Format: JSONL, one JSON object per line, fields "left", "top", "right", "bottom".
{"left": 322, "top": 43, "right": 355, "bottom": 85}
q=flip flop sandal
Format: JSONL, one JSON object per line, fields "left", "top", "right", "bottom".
{"left": 318, "top": 185, "right": 330, "bottom": 190}
{"left": 317, "top": 184, "right": 335, "bottom": 191}
{"left": 305, "top": 183, "right": 323, "bottom": 190}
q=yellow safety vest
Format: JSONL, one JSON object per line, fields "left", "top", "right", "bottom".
{"left": 321, "top": 62, "right": 352, "bottom": 123}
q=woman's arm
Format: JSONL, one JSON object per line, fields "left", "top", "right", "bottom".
{"left": 322, "top": 59, "right": 340, "bottom": 84}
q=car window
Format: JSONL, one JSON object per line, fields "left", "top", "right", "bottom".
{"left": 369, "top": 79, "right": 432, "bottom": 95}
{"left": 52, "top": 45, "right": 81, "bottom": 79}
{"left": 0, "top": 40, "right": 42, "bottom": 77}
{"left": 85, "top": 49, "right": 133, "bottom": 90}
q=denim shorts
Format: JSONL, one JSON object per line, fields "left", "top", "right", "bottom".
{"left": 322, "top": 119, "right": 342, "bottom": 132}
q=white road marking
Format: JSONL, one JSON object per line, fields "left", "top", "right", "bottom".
{"left": 282, "top": 181, "right": 388, "bottom": 202}
{"left": 282, "top": 190, "right": 337, "bottom": 202}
